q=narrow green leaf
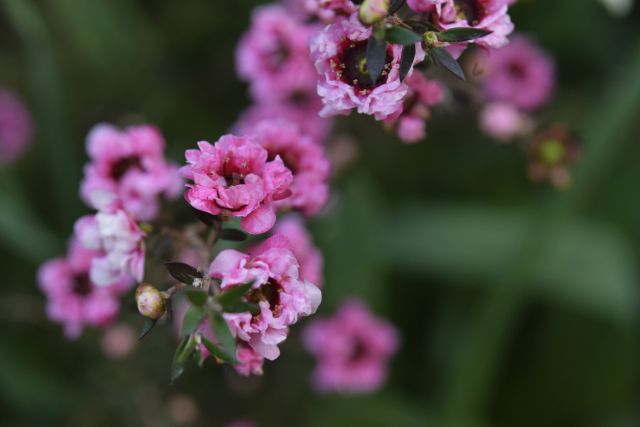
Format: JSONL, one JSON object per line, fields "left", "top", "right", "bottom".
{"left": 399, "top": 44, "right": 416, "bottom": 82}
{"left": 366, "top": 35, "right": 387, "bottom": 83}
{"left": 210, "top": 312, "right": 237, "bottom": 363}
{"left": 171, "top": 335, "right": 197, "bottom": 383}
{"left": 180, "top": 306, "right": 205, "bottom": 338}
{"left": 192, "top": 207, "right": 220, "bottom": 226}
{"left": 218, "top": 228, "right": 247, "bottom": 242}
{"left": 165, "top": 262, "right": 202, "bottom": 285}
{"left": 222, "top": 301, "right": 260, "bottom": 315}
{"left": 431, "top": 47, "right": 465, "bottom": 81}
{"left": 201, "top": 336, "right": 236, "bottom": 364}
{"left": 216, "top": 282, "right": 254, "bottom": 306}
{"left": 138, "top": 318, "right": 157, "bottom": 340}
{"left": 437, "top": 28, "right": 492, "bottom": 43}
{"left": 184, "top": 289, "right": 208, "bottom": 306}
{"left": 385, "top": 26, "right": 422, "bottom": 46}
{"left": 389, "top": 0, "right": 406, "bottom": 14}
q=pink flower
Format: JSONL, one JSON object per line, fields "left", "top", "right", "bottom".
{"left": 479, "top": 102, "right": 532, "bottom": 141}
{"left": 310, "top": 14, "right": 425, "bottom": 120}
{"left": 180, "top": 135, "right": 293, "bottom": 235}
{"left": 237, "top": 5, "right": 319, "bottom": 105}
{"left": 303, "top": 299, "right": 399, "bottom": 393}
{"left": 209, "top": 235, "right": 322, "bottom": 361}
{"left": 479, "top": 34, "right": 555, "bottom": 110}
{"left": 433, "top": 0, "right": 515, "bottom": 49}
{"left": 274, "top": 216, "right": 323, "bottom": 286}
{"left": 74, "top": 209, "right": 146, "bottom": 286}
{"left": 235, "top": 342, "right": 265, "bottom": 376}
{"left": 38, "top": 239, "right": 132, "bottom": 339}
{"left": 284, "top": 0, "right": 357, "bottom": 22}
{"left": 80, "top": 124, "right": 182, "bottom": 221}
{"left": 240, "top": 118, "right": 330, "bottom": 216}
{"left": 406, "top": 0, "right": 447, "bottom": 13}
{"left": 235, "top": 101, "right": 332, "bottom": 145}
{"left": 384, "top": 72, "right": 444, "bottom": 143}
{"left": 0, "top": 89, "right": 33, "bottom": 164}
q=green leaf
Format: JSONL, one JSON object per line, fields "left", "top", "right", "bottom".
{"left": 431, "top": 46, "right": 465, "bottom": 80}
{"left": 171, "top": 335, "right": 197, "bottom": 383}
{"left": 165, "top": 262, "right": 202, "bottom": 285}
{"left": 366, "top": 34, "right": 387, "bottom": 83}
{"left": 184, "top": 289, "right": 208, "bottom": 306}
{"left": 201, "top": 336, "right": 236, "bottom": 364}
{"left": 437, "top": 28, "right": 492, "bottom": 43}
{"left": 180, "top": 306, "right": 205, "bottom": 338}
{"left": 210, "top": 312, "right": 237, "bottom": 363}
{"left": 138, "top": 318, "right": 157, "bottom": 340}
{"left": 192, "top": 207, "right": 220, "bottom": 226}
{"left": 399, "top": 44, "right": 416, "bottom": 82}
{"left": 218, "top": 228, "right": 247, "bottom": 242}
{"left": 385, "top": 26, "right": 422, "bottom": 46}
{"left": 215, "top": 282, "right": 254, "bottom": 306}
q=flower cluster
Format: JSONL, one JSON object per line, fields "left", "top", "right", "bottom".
{"left": 304, "top": 299, "right": 399, "bottom": 393}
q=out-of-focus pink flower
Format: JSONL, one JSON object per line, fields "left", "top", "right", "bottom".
{"left": 80, "top": 124, "right": 182, "bottom": 221}
{"left": 0, "top": 89, "right": 33, "bottom": 164}
{"left": 406, "top": 0, "right": 447, "bottom": 13}
{"left": 38, "top": 240, "right": 132, "bottom": 339}
{"left": 180, "top": 135, "right": 294, "bottom": 235}
{"left": 209, "top": 235, "right": 322, "bottom": 361}
{"left": 479, "top": 102, "right": 533, "bottom": 142}
{"left": 274, "top": 216, "right": 323, "bottom": 286}
{"left": 101, "top": 323, "right": 137, "bottom": 359}
{"left": 237, "top": 6, "right": 319, "bottom": 105}
{"left": 310, "top": 14, "right": 425, "bottom": 120}
{"left": 74, "top": 208, "right": 146, "bottom": 286}
{"left": 478, "top": 34, "right": 555, "bottom": 110}
{"left": 235, "top": 102, "right": 332, "bottom": 145}
{"left": 303, "top": 299, "right": 398, "bottom": 393}
{"left": 284, "top": 0, "right": 357, "bottom": 22}
{"left": 384, "top": 73, "right": 444, "bottom": 143}
{"left": 235, "top": 342, "right": 265, "bottom": 376}
{"left": 226, "top": 419, "right": 257, "bottom": 427}
{"left": 433, "top": 0, "right": 515, "bottom": 49}
{"left": 239, "top": 118, "right": 330, "bottom": 216}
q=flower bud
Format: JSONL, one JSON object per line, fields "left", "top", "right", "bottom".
{"left": 358, "top": 0, "right": 389, "bottom": 26}
{"left": 135, "top": 283, "right": 166, "bottom": 320}
{"left": 423, "top": 31, "right": 439, "bottom": 48}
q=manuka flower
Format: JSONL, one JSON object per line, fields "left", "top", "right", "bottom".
{"left": 274, "top": 216, "right": 324, "bottom": 287}
{"left": 310, "top": 14, "right": 425, "bottom": 120}
{"left": 180, "top": 135, "right": 294, "bottom": 235}
{"left": 209, "top": 235, "right": 322, "bottom": 361}
{"left": 303, "top": 299, "right": 398, "bottom": 393}
{"left": 80, "top": 124, "right": 182, "bottom": 221}
{"left": 38, "top": 239, "right": 132, "bottom": 339}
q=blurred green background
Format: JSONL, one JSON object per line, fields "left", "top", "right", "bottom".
{"left": 1, "top": 0, "right": 640, "bottom": 426}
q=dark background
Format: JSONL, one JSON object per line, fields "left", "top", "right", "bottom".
{"left": 1, "top": 0, "right": 640, "bottom": 426}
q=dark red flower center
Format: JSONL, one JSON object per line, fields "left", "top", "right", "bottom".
{"left": 266, "top": 40, "right": 291, "bottom": 71}
{"left": 73, "top": 273, "right": 92, "bottom": 296}
{"left": 507, "top": 60, "right": 527, "bottom": 80}
{"left": 247, "top": 280, "right": 282, "bottom": 315}
{"left": 333, "top": 40, "right": 393, "bottom": 94}
{"left": 267, "top": 150, "right": 299, "bottom": 174}
{"left": 454, "top": 0, "right": 490, "bottom": 25}
{"left": 348, "top": 337, "right": 369, "bottom": 363}
{"left": 110, "top": 156, "right": 143, "bottom": 181}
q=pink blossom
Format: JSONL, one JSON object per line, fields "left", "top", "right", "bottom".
{"left": 274, "top": 216, "right": 324, "bottom": 286}
{"left": 180, "top": 135, "right": 293, "bottom": 235}
{"left": 479, "top": 102, "right": 532, "bottom": 141}
{"left": 237, "top": 5, "right": 319, "bottom": 105}
{"left": 284, "top": 0, "right": 357, "bottom": 22}
{"left": 240, "top": 118, "right": 330, "bottom": 216}
{"left": 406, "top": 0, "right": 447, "bottom": 13}
{"left": 74, "top": 209, "right": 146, "bottom": 286}
{"left": 433, "top": 0, "right": 515, "bottom": 49}
{"left": 479, "top": 34, "right": 555, "bottom": 110}
{"left": 38, "top": 239, "right": 132, "bottom": 339}
{"left": 0, "top": 89, "right": 33, "bottom": 164}
{"left": 209, "top": 235, "right": 322, "bottom": 361}
{"left": 385, "top": 72, "right": 444, "bottom": 143}
{"left": 235, "top": 342, "right": 265, "bottom": 376}
{"left": 235, "top": 101, "right": 332, "bottom": 145}
{"left": 303, "top": 299, "right": 399, "bottom": 393}
{"left": 80, "top": 124, "right": 182, "bottom": 221}
{"left": 310, "top": 14, "right": 426, "bottom": 120}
